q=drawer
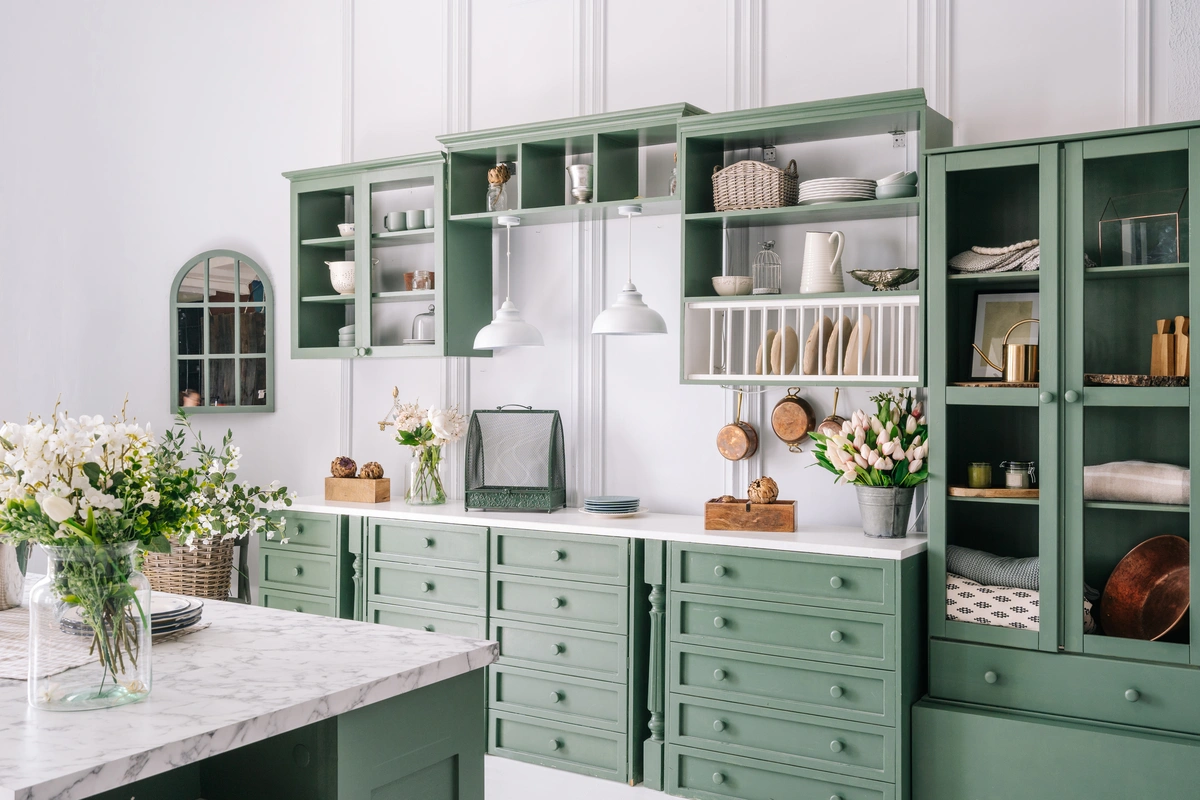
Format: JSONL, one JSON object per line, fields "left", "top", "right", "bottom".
{"left": 671, "top": 592, "right": 894, "bottom": 670}
{"left": 930, "top": 638, "right": 1200, "bottom": 737}
{"left": 491, "top": 529, "right": 628, "bottom": 584}
{"left": 260, "top": 550, "right": 337, "bottom": 595}
{"left": 666, "top": 744, "right": 894, "bottom": 800}
{"left": 368, "top": 602, "right": 487, "bottom": 639}
{"left": 670, "top": 643, "right": 894, "bottom": 726}
{"left": 489, "top": 710, "right": 627, "bottom": 783}
{"left": 490, "top": 664, "right": 626, "bottom": 732}
{"left": 672, "top": 543, "right": 894, "bottom": 613}
{"left": 491, "top": 620, "right": 627, "bottom": 683}
{"left": 669, "top": 696, "right": 893, "bottom": 782}
{"left": 260, "top": 587, "right": 337, "bottom": 618}
{"left": 264, "top": 511, "right": 340, "bottom": 555}
{"left": 491, "top": 574, "right": 628, "bottom": 634}
{"left": 370, "top": 562, "right": 486, "bottom": 614}
{"left": 368, "top": 518, "right": 487, "bottom": 571}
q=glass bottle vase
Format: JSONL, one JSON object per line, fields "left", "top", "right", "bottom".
{"left": 29, "top": 542, "right": 151, "bottom": 710}
{"left": 407, "top": 445, "right": 447, "bottom": 506}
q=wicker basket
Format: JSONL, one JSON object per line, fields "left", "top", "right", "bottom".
{"left": 142, "top": 537, "right": 235, "bottom": 599}
{"left": 712, "top": 159, "right": 799, "bottom": 211}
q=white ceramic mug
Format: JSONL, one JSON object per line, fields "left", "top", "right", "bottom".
{"left": 405, "top": 209, "right": 425, "bottom": 230}
{"left": 800, "top": 230, "right": 845, "bottom": 294}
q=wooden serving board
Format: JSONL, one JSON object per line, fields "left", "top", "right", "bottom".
{"left": 1084, "top": 373, "right": 1189, "bottom": 387}
{"left": 705, "top": 499, "right": 796, "bottom": 532}
{"left": 952, "top": 381, "right": 1039, "bottom": 388}
{"left": 948, "top": 486, "right": 1039, "bottom": 499}
{"left": 325, "top": 477, "right": 391, "bottom": 503}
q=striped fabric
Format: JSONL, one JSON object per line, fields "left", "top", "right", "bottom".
{"left": 947, "top": 544, "right": 1039, "bottom": 591}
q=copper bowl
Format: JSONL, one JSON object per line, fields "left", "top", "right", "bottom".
{"left": 1099, "top": 535, "right": 1190, "bottom": 641}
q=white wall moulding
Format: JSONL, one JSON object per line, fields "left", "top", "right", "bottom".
{"left": 726, "top": 0, "right": 763, "bottom": 111}
{"left": 1125, "top": 0, "right": 1150, "bottom": 127}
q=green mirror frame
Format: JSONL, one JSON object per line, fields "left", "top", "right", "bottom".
{"left": 170, "top": 249, "right": 275, "bottom": 414}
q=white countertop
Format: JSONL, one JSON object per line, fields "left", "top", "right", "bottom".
{"left": 288, "top": 497, "right": 927, "bottom": 560}
{"left": 0, "top": 595, "right": 496, "bottom": 800}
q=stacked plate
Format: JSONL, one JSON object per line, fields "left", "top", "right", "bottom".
{"left": 581, "top": 496, "right": 641, "bottom": 518}
{"left": 338, "top": 324, "right": 356, "bottom": 347}
{"left": 798, "top": 177, "right": 877, "bottom": 205}
{"left": 59, "top": 596, "right": 204, "bottom": 638}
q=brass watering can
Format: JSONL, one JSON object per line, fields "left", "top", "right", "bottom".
{"left": 973, "top": 318, "right": 1039, "bottom": 383}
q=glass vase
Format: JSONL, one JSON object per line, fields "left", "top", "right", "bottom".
{"left": 407, "top": 445, "right": 447, "bottom": 505}
{"left": 486, "top": 182, "right": 509, "bottom": 212}
{"left": 29, "top": 542, "right": 151, "bottom": 710}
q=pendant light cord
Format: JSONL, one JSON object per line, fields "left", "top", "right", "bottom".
{"left": 505, "top": 220, "right": 512, "bottom": 303}
{"left": 627, "top": 212, "right": 633, "bottom": 284}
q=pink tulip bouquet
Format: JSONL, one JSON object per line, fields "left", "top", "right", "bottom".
{"left": 810, "top": 390, "right": 929, "bottom": 487}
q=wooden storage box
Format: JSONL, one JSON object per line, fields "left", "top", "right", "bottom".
{"left": 325, "top": 477, "right": 391, "bottom": 503}
{"left": 704, "top": 499, "right": 796, "bottom": 533}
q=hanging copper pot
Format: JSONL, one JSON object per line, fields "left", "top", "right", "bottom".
{"left": 771, "top": 387, "right": 815, "bottom": 453}
{"left": 717, "top": 390, "right": 759, "bottom": 461}
{"left": 817, "top": 387, "right": 848, "bottom": 438}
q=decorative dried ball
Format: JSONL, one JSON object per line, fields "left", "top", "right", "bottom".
{"left": 717, "top": 495, "right": 737, "bottom": 504}
{"left": 331, "top": 456, "right": 358, "bottom": 478}
{"left": 360, "top": 461, "right": 385, "bottom": 480}
{"left": 747, "top": 476, "right": 779, "bottom": 504}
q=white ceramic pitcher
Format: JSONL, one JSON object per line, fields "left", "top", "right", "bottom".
{"left": 800, "top": 230, "right": 845, "bottom": 294}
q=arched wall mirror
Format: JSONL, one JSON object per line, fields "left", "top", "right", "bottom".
{"left": 170, "top": 250, "right": 275, "bottom": 413}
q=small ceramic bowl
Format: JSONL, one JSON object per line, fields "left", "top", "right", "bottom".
{"left": 877, "top": 171, "right": 918, "bottom": 187}
{"left": 337, "top": 223, "right": 355, "bottom": 237}
{"left": 712, "top": 276, "right": 753, "bottom": 296}
{"left": 326, "top": 261, "right": 355, "bottom": 294}
{"left": 876, "top": 183, "right": 919, "bottom": 200}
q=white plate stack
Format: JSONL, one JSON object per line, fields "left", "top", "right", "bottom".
{"left": 338, "top": 324, "right": 356, "bottom": 347}
{"left": 798, "top": 178, "right": 877, "bottom": 205}
{"left": 581, "top": 496, "right": 641, "bottom": 518}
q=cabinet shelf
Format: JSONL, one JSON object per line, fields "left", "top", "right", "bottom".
{"left": 449, "top": 196, "right": 678, "bottom": 226}
{"left": 1083, "top": 500, "right": 1190, "bottom": 514}
{"left": 371, "top": 230, "right": 435, "bottom": 247}
{"left": 684, "top": 289, "right": 918, "bottom": 305}
{"left": 301, "top": 294, "right": 355, "bottom": 304}
{"left": 1084, "top": 262, "right": 1189, "bottom": 279}
{"left": 1082, "top": 634, "right": 1191, "bottom": 665}
{"left": 945, "top": 387, "right": 1040, "bottom": 407}
{"left": 300, "top": 235, "right": 355, "bottom": 249}
{"left": 948, "top": 494, "right": 1040, "bottom": 507}
{"left": 1082, "top": 386, "right": 1189, "bottom": 407}
{"left": 372, "top": 290, "right": 435, "bottom": 303}
{"left": 947, "top": 270, "right": 1041, "bottom": 285}
{"left": 684, "top": 197, "right": 919, "bottom": 228}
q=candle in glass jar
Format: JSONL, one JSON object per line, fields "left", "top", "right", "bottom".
{"left": 967, "top": 462, "right": 992, "bottom": 489}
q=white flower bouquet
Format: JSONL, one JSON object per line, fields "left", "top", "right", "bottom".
{"left": 381, "top": 393, "right": 467, "bottom": 505}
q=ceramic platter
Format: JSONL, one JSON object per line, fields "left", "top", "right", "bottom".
{"left": 578, "top": 508, "right": 643, "bottom": 519}
{"left": 798, "top": 194, "right": 877, "bottom": 205}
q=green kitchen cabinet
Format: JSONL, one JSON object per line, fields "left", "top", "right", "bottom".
{"left": 258, "top": 511, "right": 357, "bottom": 620}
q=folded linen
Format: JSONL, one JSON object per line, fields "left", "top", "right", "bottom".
{"left": 946, "top": 574, "right": 1040, "bottom": 631}
{"left": 1083, "top": 460, "right": 1190, "bottom": 505}
{"left": 947, "top": 544, "right": 1039, "bottom": 590}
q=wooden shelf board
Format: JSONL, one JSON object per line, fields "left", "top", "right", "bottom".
{"left": 1084, "top": 262, "right": 1189, "bottom": 279}
{"left": 945, "top": 386, "right": 1040, "bottom": 407}
{"left": 1082, "top": 386, "right": 1189, "bottom": 407}
{"left": 948, "top": 486, "right": 1039, "bottom": 503}
{"left": 684, "top": 197, "right": 918, "bottom": 228}
{"left": 300, "top": 235, "right": 355, "bottom": 249}
{"left": 372, "top": 290, "right": 436, "bottom": 303}
{"left": 1083, "top": 500, "right": 1190, "bottom": 514}
{"left": 300, "top": 294, "right": 355, "bottom": 304}
{"left": 371, "top": 230, "right": 435, "bottom": 246}
{"left": 449, "top": 196, "right": 678, "bottom": 226}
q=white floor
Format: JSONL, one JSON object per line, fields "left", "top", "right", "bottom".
{"left": 486, "top": 756, "right": 663, "bottom": 799}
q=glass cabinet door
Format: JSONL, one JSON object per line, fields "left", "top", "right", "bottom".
{"left": 928, "top": 143, "right": 1061, "bottom": 653}
{"left": 292, "top": 175, "right": 357, "bottom": 358}
{"left": 1062, "top": 129, "right": 1196, "bottom": 665}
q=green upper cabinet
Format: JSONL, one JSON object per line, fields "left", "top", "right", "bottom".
{"left": 284, "top": 152, "right": 492, "bottom": 359}
{"left": 676, "top": 89, "right": 952, "bottom": 387}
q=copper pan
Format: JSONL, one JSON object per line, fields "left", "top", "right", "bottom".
{"left": 1099, "top": 535, "right": 1190, "bottom": 641}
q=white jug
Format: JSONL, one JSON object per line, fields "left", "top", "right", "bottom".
{"left": 800, "top": 230, "right": 845, "bottom": 294}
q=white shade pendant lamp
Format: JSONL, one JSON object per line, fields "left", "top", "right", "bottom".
{"left": 592, "top": 204, "right": 667, "bottom": 335}
{"left": 473, "top": 215, "right": 544, "bottom": 349}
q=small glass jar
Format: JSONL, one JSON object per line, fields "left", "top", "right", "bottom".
{"left": 966, "top": 461, "right": 992, "bottom": 489}
{"left": 752, "top": 241, "right": 782, "bottom": 295}
{"left": 999, "top": 460, "right": 1037, "bottom": 489}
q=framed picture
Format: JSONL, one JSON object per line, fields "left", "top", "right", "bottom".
{"left": 972, "top": 292, "right": 1040, "bottom": 379}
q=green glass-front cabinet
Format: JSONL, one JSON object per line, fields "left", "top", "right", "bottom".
{"left": 918, "top": 123, "right": 1200, "bottom": 798}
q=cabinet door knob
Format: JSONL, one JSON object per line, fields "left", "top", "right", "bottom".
{"left": 422, "top": 537, "right": 433, "bottom": 549}
{"left": 1039, "top": 391, "right": 1054, "bottom": 404}
{"left": 292, "top": 607, "right": 302, "bottom": 613}
{"left": 551, "top": 643, "right": 565, "bottom": 655}
{"left": 711, "top": 772, "right": 725, "bottom": 785}
{"left": 712, "top": 719, "right": 726, "bottom": 732}
{"left": 713, "top": 616, "right": 727, "bottom": 628}
{"left": 830, "top": 739, "right": 844, "bottom": 753}
{"left": 1064, "top": 389, "right": 1080, "bottom": 403}
{"left": 292, "top": 566, "right": 303, "bottom": 577}
{"left": 829, "top": 575, "right": 843, "bottom": 589}
{"left": 713, "top": 565, "right": 727, "bottom": 577}
{"left": 713, "top": 668, "right": 727, "bottom": 681}
{"left": 356, "top": 347, "right": 366, "bottom": 357}
{"left": 984, "top": 671, "right": 999, "bottom": 684}
{"left": 831, "top": 795, "right": 844, "bottom": 800}
{"left": 551, "top": 596, "right": 565, "bottom": 608}
{"left": 296, "top": 524, "right": 304, "bottom": 534}
{"left": 830, "top": 685, "right": 844, "bottom": 698}
{"left": 423, "top": 624, "right": 434, "bottom": 632}
{"left": 420, "top": 581, "right": 433, "bottom": 593}
{"left": 551, "top": 549, "right": 565, "bottom": 561}
{"left": 548, "top": 738, "right": 561, "bottom": 751}
{"left": 830, "top": 630, "right": 843, "bottom": 643}
{"left": 550, "top": 690, "right": 563, "bottom": 703}
{"left": 1125, "top": 689, "right": 1140, "bottom": 702}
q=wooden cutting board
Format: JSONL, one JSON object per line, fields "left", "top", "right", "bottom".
{"left": 948, "top": 486, "right": 1039, "bottom": 499}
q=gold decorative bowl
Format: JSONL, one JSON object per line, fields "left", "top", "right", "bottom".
{"left": 849, "top": 269, "right": 919, "bottom": 291}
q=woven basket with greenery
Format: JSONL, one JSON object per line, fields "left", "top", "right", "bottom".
{"left": 142, "top": 537, "right": 236, "bottom": 599}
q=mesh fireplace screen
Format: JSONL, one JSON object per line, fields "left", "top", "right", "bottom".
{"left": 464, "top": 407, "right": 566, "bottom": 512}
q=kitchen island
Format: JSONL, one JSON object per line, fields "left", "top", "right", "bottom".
{"left": 0, "top": 593, "right": 497, "bottom": 800}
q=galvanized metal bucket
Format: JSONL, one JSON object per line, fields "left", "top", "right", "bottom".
{"left": 855, "top": 486, "right": 915, "bottom": 539}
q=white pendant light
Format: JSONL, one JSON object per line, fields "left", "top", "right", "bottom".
{"left": 474, "top": 216, "right": 544, "bottom": 349}
{"left": 592, "top": 204, "right": 667, "bottom": 335}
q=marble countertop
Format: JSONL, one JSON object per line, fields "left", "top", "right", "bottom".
{"left": 288, "top": 497, "right": 927, "bottom": 560}
{"left": 0, "top": 596, "right": 497, "bottom": 800}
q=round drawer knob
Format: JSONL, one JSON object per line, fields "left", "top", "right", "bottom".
{"left": 829, "top": 576, "right": 843, "bottom": 589}
{"left": 422, "top": 537, "right": 433, "bottom": 549}
{"left": 550, "top": 691, "right": 563, "bottom": 703}
{"left": 551, "top": 643, "right": 565, "bottom": 655}
{"left": 296, "top": 524, "right": 304, "bottom": 534}
{"left": 551, "top": 549, "right": 565, "bottom": 561}
{"left": 1126, "top": 689, "right": 1140, "bottom": 703}
{"left": 830, "top": 630, "right": 843, "bottom": 643}
{"left": 423, "top": 625, "right": 434, "bottom": 632}
{"left": 421, "top": 582, "right": 433, "bottom": 593}
{"left": 293, "top": 743, "right": 311, "bottom": 767}
{"left": 356, "top": 347, "right": 366, "bottom": 357}
{"left": 984, "top": 671, "right": 999, "bottom": 684}
{"left": 713, "top": 669, "right": 727, "bottom": 681}
{"left": 830, "top": 685, "right": 844, "bottom": 698}
{"left": 831, "top": 795, "right": 844, "bottom": 800}
{"left": 713, "top": 565, "right": 727, "bottom": 577}
{"left": 1039, "top": 391, "right": 1054, "bottom": 404}
{"left": 292, "top": 607, "right": 302, "bottom": 613}
{"left": 292, "top": 566, "right": 303, "bottom": 577}
{"left": 549, "top": 738, "right": 561, "bottom": 751}
{"left": 551, "top": 596, "right": 565, "bottom": 608}
{"left": 1064, "top": 390, "right": 1080, "bottom": 403}
{"left": 830, "top": 739, "right": 844, "bottom": 753}
{"left": 713, "top": 719, "right": 726, "bottom": 732}
{"left": 713, "top": 616, "right": 727, "bottom": 629}
{"left": 712, "top": 772, "right": 725, "bottom": 785}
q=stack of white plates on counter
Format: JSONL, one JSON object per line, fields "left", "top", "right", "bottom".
{"left": 58, "top": 595, "right": 204, "bottom": 638}
{"left": 798, "top": 177, "right": 877, "bottom": 205}
{"left": 581, "top": 496, "right": 641, "bottom": 518}
{"left": 338, "top": 324, "right": 356, "bottom": 347}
